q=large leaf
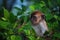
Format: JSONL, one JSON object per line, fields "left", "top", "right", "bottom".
{"left": 9, "top": 13, "right": 17, "bottom": 23}
{"left": 4, "top": 8, "right": 10, "bottom": 20}
{"left": 0, "top": 20, "right": 10, "bottom": 29}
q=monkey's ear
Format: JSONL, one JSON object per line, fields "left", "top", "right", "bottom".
{"left": 41, "top": 14, "right": 45, "bottom": 20}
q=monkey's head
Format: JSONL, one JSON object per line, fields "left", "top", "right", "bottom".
{"left": 30, "top": 11, "right": 45, "bottom": 25}
{"left": 30, "top": 10, "right": 48, "bottom": 37}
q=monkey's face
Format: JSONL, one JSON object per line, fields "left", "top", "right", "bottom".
{"left": 31, "top": 12, "right": 45, "bottom": 25}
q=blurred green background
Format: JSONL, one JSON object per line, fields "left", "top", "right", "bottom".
{"left": 0, "top": 0, "right": 60, "bottom": 40}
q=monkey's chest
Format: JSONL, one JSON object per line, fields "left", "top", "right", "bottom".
{"left": 32, "top": 25, "right": 46, "bottom": 36}
{"left": 32, "top": 25, "right": 43, "bottom": 36}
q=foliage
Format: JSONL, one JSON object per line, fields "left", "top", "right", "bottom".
{"left": 0, "top": 0, "right": 60, "bottom": 40}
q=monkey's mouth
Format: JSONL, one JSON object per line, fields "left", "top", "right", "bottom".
{"left": 31, "top": 21, "right": 40, "bottom": 25}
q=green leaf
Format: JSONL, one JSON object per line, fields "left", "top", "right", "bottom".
{"left": 11, "top": 35, "right": 22, "bottom": 40}
{"left": 14, "top": 7, "right": 21, "bottom": 11}
{"left": 45, "top": 13, "right": 53, "bottom": 21}
{"left": 24, "top": 30, "right": 31, "bottom": 35}
{"left": 9, "top": 13, "right": 17, "bottom": 23}
{"left": 28, "top": 36, "right": 35, "bottom": 40}
{"left": 29, "top": 5, "right": 35, "bottom": 11}
{"left": 39, "top": 1, "right": 46, "bottom": 7}
{"left": 53, "top": 32, "right": 60, "bottom": 38}
{"left": 54, "top": 15, "right": 58, "bottom": 19}
{"left": 4, "top": 8, "right": 10, "bottom": 20}
{"left": 2, "top": 17, "right": 7, "bottom": 21}
{"left": 22, "top": 5, "right": 27, "bottom": 12}
{"left": 0, "top": 20, "right": 10, "bottom": 29}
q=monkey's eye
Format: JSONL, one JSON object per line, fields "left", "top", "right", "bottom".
{"left": 33, "top": 16, "right": 36, "bottom": 19}
{"left": 41, "top": 14, "right": 45, "bottom": 19}
{"left": 32, "top": 16, "right": 37, "bottom": 21}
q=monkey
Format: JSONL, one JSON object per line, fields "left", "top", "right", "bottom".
{"left": 30, "top": 10, "right": 49, "bottom": 37}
